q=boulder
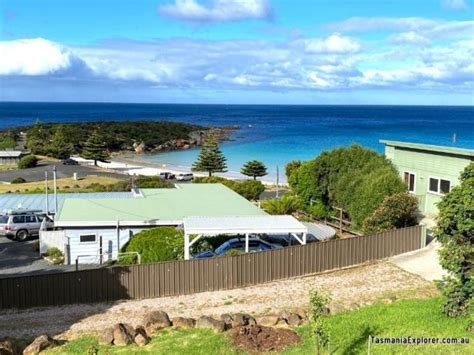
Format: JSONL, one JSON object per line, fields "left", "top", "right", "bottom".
{"left": 172, "top": 317, "right": 195, "bottom": 329}
{"left": 275, "top": 319, "right": 289, "bottom": 328}
{"left": 113, "top": 323, "right": 134, "bottom": 346}
{"left": 220, "top": 313, "right": 233, "bottom": 329}
{"left": 134, "top": 326, "right": 149, "bottom": 347}
{"left": 144, "top": 310, "right": 171, "bottom": 334}
{"left": 256, "top": 315, "right": 280, "bottom": 327}
{"left": 98, "top": 327, "right": 114, "bottom": 345}
{"left": 23, "top": 335, "right": 58, "bottom": 355}
{"left": 231, "top": 313, "right": 247, "bottom": 327}
{"left": 133, "top": 142, "right": 146, "bottom": 153}
{"left": 293, "top": 307, "right": 309, "bottom": 319}
{"left": 0, "top": 340, "right": 14, "bottom": 355}
{"left": 285, "top": 313, "right": 303, "bottom": 327}
{"left": 196, "top": 316, "right": 226, "bottom": 333}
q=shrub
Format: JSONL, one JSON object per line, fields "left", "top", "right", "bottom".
{"left": 120, "top": 227, "right": 184, "bottom": 264}
{"left": 285, "top": 160, "right": 302, "bottom": 180}
{"left": 225, "top": 249, "right": 245, "bottom": 257}
{"left": 434, "top": 163, "right": 474, "bottom": 317}
{"left": 261, "top": 194, "right": 302, "bottom": 215}
{"left": 46, "top": 247, "right": 64, "bottom": 265}
{"left": 363, "top": 192, "right": 419, "bottom": 233}
{"left": 18, "top": 155, "right": 38, "bottom": 169}
{"left": 305, "top": 200, "right": 330, "bottom": 219}
{"left": 11, "top": 177, "right": 26, "bottom": 184}
{"left": 194, "top": 176, "right": 264, "bottom": 201}
{"left": 308, "top": 289, "right": 331, "bottom": 354}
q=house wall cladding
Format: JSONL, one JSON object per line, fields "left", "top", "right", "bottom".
{"left": 0, "top": 225, "right": 424, "bottom": 309}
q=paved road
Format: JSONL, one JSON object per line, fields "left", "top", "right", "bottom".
{"left": 0, "top": 236, "right": 98, "bottom": 277}
{"left": 0, "top": 159, "right": 126, "bottom": 183}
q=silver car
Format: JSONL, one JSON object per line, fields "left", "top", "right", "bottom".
{"left": 0, "top": 211, "right": 53, "bottom": 241}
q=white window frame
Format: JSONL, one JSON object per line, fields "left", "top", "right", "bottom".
{"left": 427, "top": 176, "right": 451, "bottom": 196}
{"left": 402, "top": 171, "right": 416, "bottom": 194}
{"left": 79, "top": 233, "right": 98, "bottom": 244}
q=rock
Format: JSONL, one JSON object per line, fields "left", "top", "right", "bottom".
{"left": 220, "top": 313, "right": 233, "bottom": 329}
{"left": 134, "top": 326, "right": 149, "bottom": 347}
{"left": 98, "top": 327, "right": 114, "bottom": 345}
{"left": 275, "top": 319, "right": 289, "bottom": 328}
{"left": 23, "top": 335, "right": 58, "bottom": 355}
{"left": 285, "top": 313, "right": 303, "bottom": 327}
{"left": 113, "top": 323, "right": 134, "bottom": 346}
{"left": 293, "top": 308, "right": 309, "bottom": 319}
{"left": 256, "top": 315, "right": 280, "bottom": 327}
{"left": 0, "top": 340, "right": 14, "bottom": 355}
{"left": 173, "top": 317, "right": 195, "bottom": 329}
{"left": 133, "top": 142, "right": 146, "bottom": 153}
{"left": 144, "top": 310, "right": 171, "bottom": 334}
{"left": 196, "top": 316, "right": 226, "bottom": 333}
{"left": 231, "top": 313, "right": 255, "bottom": 327}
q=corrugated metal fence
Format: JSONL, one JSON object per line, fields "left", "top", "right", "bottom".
{"left": 0, "top": 225, "right": 424, "bottom": 309}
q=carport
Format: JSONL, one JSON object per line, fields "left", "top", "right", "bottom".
{"left": 182, "top": 215, "right": 308, "bottom": 260}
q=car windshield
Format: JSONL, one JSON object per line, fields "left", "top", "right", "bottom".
{"left": 0, "top": 216, "right": 8, "bottom": 224}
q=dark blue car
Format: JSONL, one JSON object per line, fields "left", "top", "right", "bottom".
{"left": 193, "top": 237, "right": 281, "bottom": 259}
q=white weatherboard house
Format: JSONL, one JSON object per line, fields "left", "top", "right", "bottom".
{"left": 47, "top": 184, "right": 310, "bottom": 264}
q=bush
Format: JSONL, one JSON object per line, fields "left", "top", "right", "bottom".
{"left": 120, "top": 227, "right": 184, "bottom": 264}
{"left": 285, "top": 160, "right": 302, "bottom": 180}
{"left": 363, "top": 193, "right": 419, "bottom": 233}
{"left": 261, "top": 194, "right": 302, "bottom": 215}
{"left": 17, "top": 155, "right": 38, "bottom": 169}
{"left": 305, "top": 200, "right": 330, "bottom": 219}
{"left": 194, "top": 176, "right": 264, "bottom": 201}
{"left": 11, "top": 177, "right": 26, "bottom": 184}
{"left": 46, "top": 247, "right": 64, "bottom": 265}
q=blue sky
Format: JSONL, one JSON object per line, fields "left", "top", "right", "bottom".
{"left": 1, "top": 0, "right": 473, "bottom": 104}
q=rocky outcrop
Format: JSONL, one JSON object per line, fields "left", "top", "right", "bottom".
{"left": 0, "top": 339, "right": 14, "bottom": 355}
{"left": 256, "top": 315, "right": 280, "bottom": 327}
{"left": 98, "top": 327, "right": 114, "bottom": 345}
{"left": 134, "top": 326, "right": 150, "bottom": 347}
{"left": 112, "top": 323, "right": 135, "bottom": 346}
{"left": 22, "top": 335, "right": 59, "bottom": 355}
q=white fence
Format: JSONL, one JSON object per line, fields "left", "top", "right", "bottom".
{"left": 39, "top": 230, "right": 67, "bottom": 256}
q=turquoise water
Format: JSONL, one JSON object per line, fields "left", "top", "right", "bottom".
{"left": 1, "top": 103, "right": 473, "bottom": 181}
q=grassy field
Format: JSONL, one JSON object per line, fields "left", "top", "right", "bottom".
{"left": 0, "top": 175, "right": 122, "bottom": 193}
{"left": 0, "top": 164, "right": 17, "bottom": 172}
{"left": 44, "top": 297, "right": 472, "bottom": 355}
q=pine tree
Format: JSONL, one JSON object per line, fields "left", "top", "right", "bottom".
{"left": 241, "top": 160, "right": 268, "bottom": 180}
{"left": 192, "top": 131, "right": 227, "bottom": 176}
{"left": 81, "top": 130, "right": 110, "bottom": 166}
{"left": 46, "top": 127, "right": 73, "bottom": 159}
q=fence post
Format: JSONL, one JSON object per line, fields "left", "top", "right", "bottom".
{"left": 420, "top": 224, "right": 427, "bottom": 248}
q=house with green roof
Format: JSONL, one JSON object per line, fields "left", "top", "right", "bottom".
{"left": 380, "top": 140, "right": 474, "bottom": 216}
{"left": 51, "top": 184, "right": 268, "bottom": 264}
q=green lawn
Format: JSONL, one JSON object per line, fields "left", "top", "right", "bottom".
{"left": 45, "top": 297, "right": 472, "bottom": 355}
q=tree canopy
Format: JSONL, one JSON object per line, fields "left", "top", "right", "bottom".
{"left": 192, "top": 131, "right": 227, "bottom": 176}
{"left": 241, "top": 160, "right": 268, "bottom": 180}
{"left": 434, "top": 163, "right": 473, "bottom": 317}
{"left": 46, "top": 127, "right": 73, "bottom": 159}
{"left": 80, "top": 130, "right": 110, "bottom": 166}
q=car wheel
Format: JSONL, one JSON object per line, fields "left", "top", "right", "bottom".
{"left": 16, "top": 229, "right": 29, "bottom": 242}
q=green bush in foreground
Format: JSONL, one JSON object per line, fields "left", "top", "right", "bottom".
{"left": 193, "top": 176, "right": 264, "bottom": 201}
{"left": 261, "top": 194, "right": 302, "bottom": 215}
{"left": 434, "top": 163, "right": 474, "bottom": 317}
{"left": 17, "top": 155, "right": 38, "bottom": 169}
{"left": 120, "top": 227, "right": 184, "bottom": 264}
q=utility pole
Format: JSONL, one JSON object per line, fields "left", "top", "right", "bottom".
{"left": 45, "top": 171, "right": 49, "bottom": 214}
{"left": 53, "top": 165, "right": 58, "bottom": 214}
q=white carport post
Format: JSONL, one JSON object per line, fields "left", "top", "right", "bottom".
{"left": 184, "top": 233, "right": 190, "bottom": 260}
{"left": 303, "top": 232, "right": 307, "bottom": 245}
{"left": 245, "top": 233, "right": 249, "bottom": 253}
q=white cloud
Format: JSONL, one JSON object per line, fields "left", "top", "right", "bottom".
{"left": 302, "top": 34, "right": 361, "bottom": 54}
{"left": 158, "top": 0, "right": 272, "bottom": 22}
{"left": 0, "top": 38, "right": 73, "bottom": 75}
{"left": 442, "top": 0, "right": 468, "bottom": 10}
{"left": 389, "top": 32, "right": 431, "bottom": 45}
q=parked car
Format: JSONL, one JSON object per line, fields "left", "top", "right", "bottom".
{"left": 193, "top": 237, "right": 281, "bottom": 259}
{"left": 176, "top": 173, "right": 194, "bottom": 181}
{"left": 159, "top": 172, "right": 175, "bottom": 180}
{"left": 261, "top": 234, "right": 318, "bottom": 247}
{"left": 62, "top": 158, "right": 78, "bottom": 165}
{"left": 0, "top": 210, "right": 53, "bottom": 241}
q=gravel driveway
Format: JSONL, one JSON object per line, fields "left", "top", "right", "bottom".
{"left": 0, "top": 261, "right": 435, "bottom": 340}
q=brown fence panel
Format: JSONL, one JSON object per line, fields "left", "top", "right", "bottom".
{"left": 0, "top": 225, "right": 423, "bottom": 309}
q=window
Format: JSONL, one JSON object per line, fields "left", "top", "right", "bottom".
{"left": 403, "top": 172, "right": 416, "bottom": 193}
{"left": 12, "top": 216, "right": 25, "bottom": 224}
{"left": 25, "top": 215, "right": 36, "bottom": 223}
{"left": 428, "top": 177, "right": 451, "bottom": 195}
{"left": 80, "top": 234, "right": 96, "bottom": 243}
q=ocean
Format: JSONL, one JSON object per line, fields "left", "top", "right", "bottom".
{"left": 1, "top": 102, "right": 473, "bottom": 181}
